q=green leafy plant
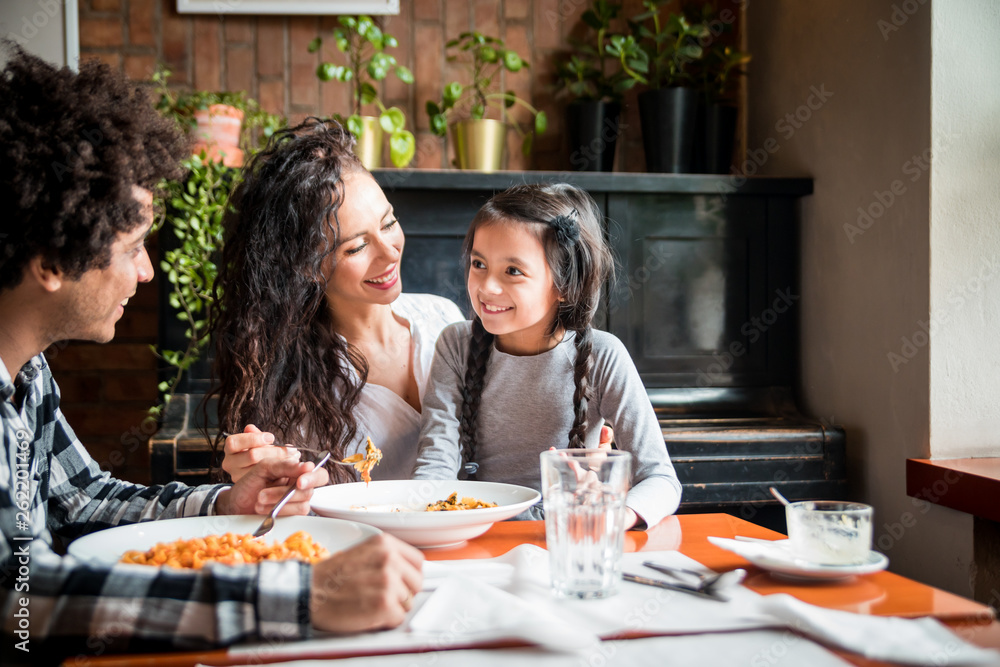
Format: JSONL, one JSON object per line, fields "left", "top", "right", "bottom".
{"left": 426, "top": 31, "right": 547, "bottom": 156}
{"left": 148, "top": 154, "right": 234, "bottom": 420}
{"left": 700, "top": 43, "right": 750, "bottom": 102}
{"left": 152, "top": 66, "right": 284, "bottom": 151}
{"left": 683, "top": 2, "right": 751, "bottom": 103}
{"left": 310, "top": 15, "right": 415, "bottom": 167}
{"left": 556, "top": 0, "right": 633, "bottom": 103}
{"left": 606, "top": 0, "right": 710, "bottom": 89}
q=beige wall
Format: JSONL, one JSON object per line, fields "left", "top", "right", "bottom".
{"left": 747, "top": 1, "right": 974, "bottom": 595}
{"left": 930, "top": 0, "right": 1000, "bottom": 458}
{"left": 0, "top": 0, "right": 79, "bottom": 69}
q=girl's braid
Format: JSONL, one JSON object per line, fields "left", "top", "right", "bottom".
{"left": 568, "top": 327, "right": 594, "bottom": 448}
{"left": 458, "top": 317, "right": 494, "bottom": 476}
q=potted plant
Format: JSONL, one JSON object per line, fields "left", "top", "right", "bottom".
{"left": 152, "top": 66, "right": 284, "bottom": 168}
{"left": 148, "top": 80, "right": 285, "bottom": 419}
{"left": 608, "top": 1, "right": 709, "bottom": 173}
{"left": 426, "top": 31, "right": 546, "bottom": 172}
{"left": 148, "top": 153, "right": 232, "bottom": 420}
{"left": 556, "top": 0, "right": 633, "bottom": 171}
{"left": 311, "top": 15, "right": 415, "bottom": 169}
{"left": 693, "top": 8, "right": 750, "bottom": 175}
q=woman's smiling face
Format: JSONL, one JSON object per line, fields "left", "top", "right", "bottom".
{"left": 323, "top": 171, "right": 405, "bottom": 310}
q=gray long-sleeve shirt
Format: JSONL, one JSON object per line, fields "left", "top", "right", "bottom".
{"left": 412, "top": 323, "right": 682, "bottom": 528}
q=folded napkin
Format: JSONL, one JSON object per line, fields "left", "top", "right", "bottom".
{"left": 708, "top": 536, "right": 810, "bottom": 565}
{"left": 758, "top": 594, "right": 1000, "bottom": 666}
{"left": 418, "top": 545, "right": 770, "bottom": 640}
{"left": 410, "top": 575, "right": 597, "bottom": 652}
{"left": 423, "top": 559, "right": 515, "bottom": 590}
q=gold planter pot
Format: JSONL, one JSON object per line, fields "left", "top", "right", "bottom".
{"left": 451, "top": 118, "right": 507, "bottom": 172}
{"left": 354, "top": 116, "right": 383, "bottom": 169}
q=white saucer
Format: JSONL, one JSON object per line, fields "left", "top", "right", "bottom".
{"left": 708, "top": 536, "right": 889, "bottom": 582}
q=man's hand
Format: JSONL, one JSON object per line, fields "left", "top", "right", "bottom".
{"left": 310, "top": 534, "right": 424, "bottom": 633}
{"left": 215, "top": 456, "right": 330, "bottom": 516}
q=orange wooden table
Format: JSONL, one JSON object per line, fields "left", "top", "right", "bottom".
{"left": 73, "top": 514, "right": 999, "bottom": 667}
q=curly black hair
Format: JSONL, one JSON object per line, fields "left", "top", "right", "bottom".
{"left": 0, "top": 45, "right": 189, "bottom": 291}
{"left": 209, "top": 118, "right": 368, "bottom": 484}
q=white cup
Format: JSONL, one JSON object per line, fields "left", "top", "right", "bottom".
{"left": 540, "top": 449, "right": 632, "bottom": 599}
{"left": 785, "top": 500, "right": 873, "bottom": 565}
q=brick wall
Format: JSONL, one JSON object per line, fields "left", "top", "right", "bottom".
{"left": 76, "top": 0, "right": 686, "bottom": 172}
{"left": 68, "top": 0, "right": 742, "bottom": 484}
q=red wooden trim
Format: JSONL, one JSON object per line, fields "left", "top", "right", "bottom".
{"left": 906, "top": 458, "right": 1000, "bottom": 523}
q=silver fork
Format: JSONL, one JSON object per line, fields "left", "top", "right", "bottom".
{"left": 252, "top": 451, "right": 331, "bottom": 538}
{"left": 642, "top": 561, "right": 746, "bottom": 594}
{"left": 220, "top": 432, "right": 354, "bottom": 466}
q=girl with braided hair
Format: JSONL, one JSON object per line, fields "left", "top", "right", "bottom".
{"left": 413, "top": 183, "right": 681, "bottom": 529}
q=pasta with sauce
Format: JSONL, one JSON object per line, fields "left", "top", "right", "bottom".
{"left": 120, "top": 531, "right": 329, "bottom": 569}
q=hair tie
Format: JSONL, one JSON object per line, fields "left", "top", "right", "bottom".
{"left": 549, "top": 211, "right": 580, "bottom": 247}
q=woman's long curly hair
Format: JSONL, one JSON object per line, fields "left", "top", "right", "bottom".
{"left": 458, "top": 184, "right": 614, "bottom": 472}
{"left": 0, "top": 45, "right": 187, "bottom": 291}
{"left": 209, "top": 118, "right": 368, "bottom": 483}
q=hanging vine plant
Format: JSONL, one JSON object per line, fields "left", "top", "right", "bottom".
{"left": 148, "top": 153, "right": 233, "bottom": 421}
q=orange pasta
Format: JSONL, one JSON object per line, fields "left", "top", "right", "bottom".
{"left": 119, "top": 531, "right": 329, "bottom": 569}
{"left": 342, "top": 437, "right": 383, "bottom": 485}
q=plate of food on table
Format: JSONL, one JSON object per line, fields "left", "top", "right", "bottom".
{"left": 311, "top": 479, "right": 541, "bottom": 548}
{"left": 68, "top": 515, "right": 380, "bottom": 569}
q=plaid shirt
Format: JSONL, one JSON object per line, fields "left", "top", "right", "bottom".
{"left": 0, "top": 354, "right": 312, "bottom": 664}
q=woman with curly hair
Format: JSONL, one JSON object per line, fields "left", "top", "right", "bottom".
{"left": 213, "top": 118, "right": 464, "bottom": 483}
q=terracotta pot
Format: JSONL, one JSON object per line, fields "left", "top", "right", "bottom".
{"left": 190, "top": 104, "right": 244, "bottom": 167}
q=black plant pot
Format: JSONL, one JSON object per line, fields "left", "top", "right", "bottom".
{"left": 703, "top": 103, "right": 738, "bottom": 174}
{"left": 566, "top": 101, "right": 621, "bottom": 172}
{"left": 638, "top": 87, "right": 698, "bottom": 173}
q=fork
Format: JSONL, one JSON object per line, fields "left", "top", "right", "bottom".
{"left": 252, "top": 451, "right": 331, "bottom": 538}
{"left": 642, "top": 561, "right": 746, "bottom": 594}
{"left": 220, "top": 432, "right": 354, "bottom": 466}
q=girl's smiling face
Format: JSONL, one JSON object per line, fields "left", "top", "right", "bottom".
{"left": 467, "top": 220, "right": 562, "bottom": 355}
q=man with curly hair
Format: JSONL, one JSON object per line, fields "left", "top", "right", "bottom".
{"left": 0, "top": 47, "right": 423, "bottom": 664}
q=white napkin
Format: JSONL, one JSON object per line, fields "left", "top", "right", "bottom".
{"left": 419, "top": 545, "right": 770, "bottom": 639}
{"left": 410, "top": 575, "right": 597, "bottom": 652}
{"left": 708, "top": 536, "right": 807, "bottom": 565}
{"left": 759, "top": 594, "right": 1000, "bottom": 666}
{"left": 423, "top": 559, "right": 515, "bottom": 590}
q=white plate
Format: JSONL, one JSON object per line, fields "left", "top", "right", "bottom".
{"left": 68, "top": 515, "right": 380, "bottom": 567}
{"left": 708, "top": 536, "right": 889, "bottom": 582}
{"left": 310, "top": 480, "right": 541, "bottom": 548}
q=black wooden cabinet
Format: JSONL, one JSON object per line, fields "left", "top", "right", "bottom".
{"left": 377, "top": 170, "right": 807, "bottom": 390}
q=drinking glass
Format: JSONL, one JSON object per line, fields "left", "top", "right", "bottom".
{"left": 540, "top": 449, "right": 632, "bottom": 599}
{"left": 785, "top": 500, "right": 873, "bottom": 565}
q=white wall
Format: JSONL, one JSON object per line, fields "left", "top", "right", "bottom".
{"left": 929, "top": 0, "right": 1000, "bottom": 458}
{"left": 747, "top": 0, "right": 975, "bottom": 595}
{"left": 0, "top": 0, "right": 78, "bottom": 69}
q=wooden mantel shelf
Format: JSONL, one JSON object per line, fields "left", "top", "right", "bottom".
{"left": 906, "top": 458, "right": 1000, "bottom": 522}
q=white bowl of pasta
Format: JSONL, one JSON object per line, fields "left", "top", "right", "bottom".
{"left": 67, "top": 515, "right": 380, "bottom": 568}
{"left": 310, "top": 480, "right": 541, "bottom": 548}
